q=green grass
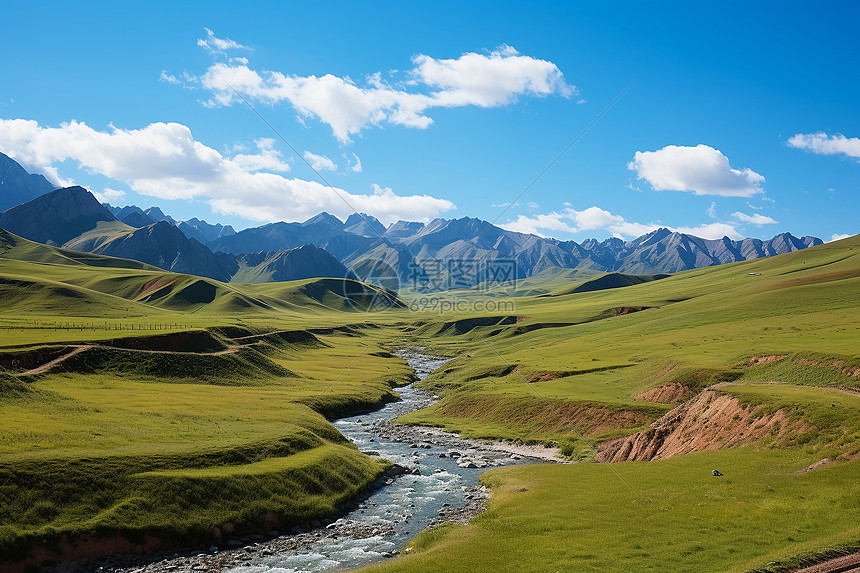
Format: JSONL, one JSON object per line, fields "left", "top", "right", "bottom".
{"left": 2, "top": 228, "right": 860, "bottom": 570}
{"left": 367, "top": 235, "right": 860, "bottom": 570}
{"left": 0, "top": 235, "right": 488, "bottom": 560}
{"left": 0, "top": 442, "right": 388, "bottom": 559}
{"left": 0, "top": 342, "right": 400, "bottom": 557}
{"left": 361, "top": 449, "right": 860, "bottom": 573}
{"left": 724, "top": 383, "right": 860, "bottom": 458}
{"left": 397, "top": 236, "right": 860, "bottom": 446}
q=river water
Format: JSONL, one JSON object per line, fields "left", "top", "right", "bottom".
{"left": 108, "top": 349, "right": 548, "bottom": 573}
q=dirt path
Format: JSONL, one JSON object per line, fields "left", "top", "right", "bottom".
{"left": 22, "top": 346, "right": 90, "bottom": 375}
{"left": 791, "top": 551, "right": 860, "bottom": 572}
{"left": 19, "top": 344, "right": 241, "bottom": 376}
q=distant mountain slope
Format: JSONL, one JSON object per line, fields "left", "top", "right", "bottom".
{"left": 566, "top": 272, "right": 670, "bottom": 294}
{"left": 590, "top": 228, "right": 823, "bottom": 274}
{"left": 209, "top": 212, "right": 348, "bottom": 254}
{"left": 0, "top": 186, "right": 115, "bottom": 245}
{"left": 104, "top": 204, "right": 235, "bottom": 244}
{"left": 0, "top": 246, "right": 405, "bottom": 316}
{"left": 1, "top": 188, "right": 363, "bottom": 284}
{"left": 344, "top": 213, "right": 385, "bottom": 237}
{"left": 0, "top": 158, "right": 828, "bottom": 289}
{"left": 144, "top": 206, "right": 175, "bottom": 225}
{"left": 178, "top": 217, "right": 236, "bottom": 244}
{"left": 231, "top": 245, "right": 357, "bottom": 283}
{"left": 105, "top": 205, "right": 155, "bottom": 227}
{"left": 66, "top": 221, "right": 232, "bottom": 281}
{"left": 198, "top": 211, "right": 827, "bottom": 288}
{"left": 1, "top": 189, "right": 230, "bottom": 280}
{"left": 0, "top": 227, "right": 156, "bottom": 270}
{"left": 0, "top": 152, "right": 56, "bottom": 212}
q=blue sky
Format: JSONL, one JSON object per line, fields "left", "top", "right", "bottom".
{"left": 1, "top": 1, "right": 858, "bottom": 242}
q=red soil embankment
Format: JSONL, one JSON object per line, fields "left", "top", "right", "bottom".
{"left": 636, "top": 382, "right": 692, "bottom": 404}
{"left": 597, "top": 389, "right": 805, "bottom": 462}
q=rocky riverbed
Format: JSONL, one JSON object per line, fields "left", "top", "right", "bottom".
{"left": 85, "top": 348, "right": 555, "bottom": 573}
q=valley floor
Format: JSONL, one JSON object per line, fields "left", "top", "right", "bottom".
{"left": 1, "top": 235, "right": 859, "bottom": 572}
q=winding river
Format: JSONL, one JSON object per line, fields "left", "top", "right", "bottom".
{"left": 111, "top": 349, "right": 549, "bottom": 573}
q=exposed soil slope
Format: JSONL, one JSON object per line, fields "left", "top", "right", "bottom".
{"left": 636, "top": 381, "right": 693, "bottom": 404}
{"left": 597, "top": 389, "right": 805, "bottom": 462}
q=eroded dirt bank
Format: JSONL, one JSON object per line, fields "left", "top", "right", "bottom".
{"left": 597, "top": 389, "right": 804, "bottom": 462}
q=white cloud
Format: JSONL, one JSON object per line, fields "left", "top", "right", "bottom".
{"left": 197, "top": 28, "right": 248, "bottom": 53}
{"left": 232, "top": 138, "right": 290, "bottom": 172}
{"left": 628, "top": 144, "right": 764, "bottom": 197}
{"left": 92, "top": 187, "right": 126, "bottom": 204}
{"left": 673, "top": 223, "right": 743, "bottom": 240}
{"left": 195, "top": 46, "right": 574, "bottom": 142}
{"left": 350, "top": 152, "right": 362, "bottom": 172}
{"left": 159, "top": 70, "right": 181, "bottom": 85}
{"left": 502, "top": 212, "right": 578, "bottom": 236}
{"left": 501, "top": 205, "right": 662, "bottom": 238}
{"left": 568, "top": 206, "right": 659, "bottom": 237}
{"left": 302, "top": 150, "right": 337, "bottom": 171}
{"left": 0, "top": 118, "right": 455, "bottom": 225}
{"left": 829, "top": 233, "right": 851, "bottom": 243}
{"left": 732, "top": 211, "right": 777, "bottom": 225}
{"left": 787, "top": 132, "right": 860, "bottom": 160}
{"left": 707, "top": 201, "right": 717, "bottom": 218}
{"left": 501, "top": 205, "right": 743, "bottom": 240}
{"left": 625, "top": 179, "right": 642, "bottom": 192}
{"left": 160, "top": 70, "right": 198, "bottom": 90}
{"left": 411, "top": 45, "right": 574, "bottom": 107}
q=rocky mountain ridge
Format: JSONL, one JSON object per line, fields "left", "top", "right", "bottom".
{"left": 0, "top": 153, "right": 827, "bottom": 287}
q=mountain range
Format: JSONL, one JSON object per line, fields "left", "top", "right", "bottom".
{"left": 0, "top": 152, "right": 56, "bottom": 212}
{"left": 0, "top": 152, "right": 825, "bottom": 289}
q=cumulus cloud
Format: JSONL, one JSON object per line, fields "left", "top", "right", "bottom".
{"left": 302, "top": 150, "right": 336, "bottom": 171}
{"left": 628, "top": 144, "right": 764, "bottom": 197}
{"left": 197, "top": 28, "right": 248, "bottom": 53}
{"left": 501, "top": 205, "right": 743, "bottom": 240}
{"left": 502, "top": 212, "right": 578, "bottom": 236}
{"left": 732, "top": 211, "right": 777, "bottom": 225}
{"left": 829, "top": 233, "right": 851, "bottom": 243}
{"left": 0, "top": 118, "right": 455, "bottom": 224}
{"left": 92, "top": 187, "right": 126, "bottom": 204}
{"left": 787, "top": 132, "right": 860, "bottom": 160}
{"left": 502, "top": 205, "right": 661, "bottom": 238}
{"left": 411, "top": 44, "right": 574, "bottom": 107}
{"left": 232, "top": 138, "right": 290, "bottom": 172}
{"left": 194, "top": 45, "right": 574, "bottom": 142}
{"left": 673, "top": 223, "right": 743, "bottom": 240}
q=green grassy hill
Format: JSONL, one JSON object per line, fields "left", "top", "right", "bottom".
{"left": 1, "top": 230, "right": 858, "bottom": 571}
{"left": 364, "top": 233, "right": 860, "bottom": 573}
{"left": 0, "top": 235, "right": 417, "bottom": 563}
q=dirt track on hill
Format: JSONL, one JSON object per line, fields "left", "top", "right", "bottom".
{"left": 791, "top": 551, "right": 860, "bottom": 572}
{"left": 19, "top": 344, "right": 241, "bottom": 376}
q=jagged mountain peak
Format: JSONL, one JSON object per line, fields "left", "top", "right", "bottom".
{"left": 0, "top": 152, "right": 57, "bottom": 212}
{"left": 302, "top": 212, "right": 343, "bottom": 227}
{"left": 344, "top": 213, "right": 386, "bottom": 237}
{"left": 0, "top": 156, "right": 829, "bottom": 286}
{"left": 0, "top": 186, "right": 116, "bottom": 246}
